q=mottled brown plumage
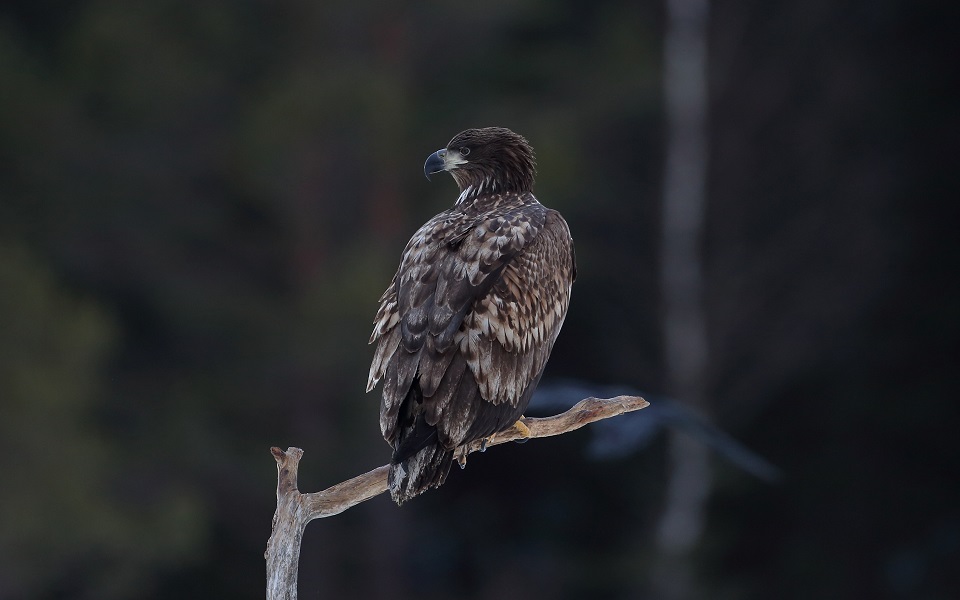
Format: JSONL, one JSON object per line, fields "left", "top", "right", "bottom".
{"left": 367, "top": 127, "right": 575, "bottom": 504}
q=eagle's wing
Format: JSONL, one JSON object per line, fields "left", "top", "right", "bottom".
{"left": 368, "top": 201, "right": 574, "bottom": 451}
{"left": 445, "top": 209, "right": 574, "bottom": 443}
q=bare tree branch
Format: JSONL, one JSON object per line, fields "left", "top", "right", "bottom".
{"left": 265, "top": 394, "right": 648, "bottom": 600}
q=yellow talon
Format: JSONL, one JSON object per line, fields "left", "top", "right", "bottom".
{"left": 511, "top": 418, "right": 532, "bottom": 440}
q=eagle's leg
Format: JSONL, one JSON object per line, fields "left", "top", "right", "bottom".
{"left": 455, "top": 445, "right": 469, "bottom": 469}
{"left": 510, "top": 417, "right": 532, "bottom": 443}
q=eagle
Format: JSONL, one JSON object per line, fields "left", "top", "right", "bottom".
{"left": 367, "top": 127, "right": 576, "bottom": 504}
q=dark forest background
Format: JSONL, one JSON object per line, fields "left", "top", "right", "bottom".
{"left": 1, "top": 1, "right": 956, "bottom": 599}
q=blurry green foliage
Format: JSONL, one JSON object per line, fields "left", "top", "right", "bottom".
{"left": 0, "top": 245, "right": 206, "bottom": 598}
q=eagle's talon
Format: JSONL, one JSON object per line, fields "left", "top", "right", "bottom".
{"left": 480, "top": 438, "right": 488, "bottom": 452}
{"left": 512, "top": 418, "right": 532, "bottom": 443}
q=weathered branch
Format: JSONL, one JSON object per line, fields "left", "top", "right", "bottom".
{"left": 265, "top": 394, "right": 648, "bottom": 600}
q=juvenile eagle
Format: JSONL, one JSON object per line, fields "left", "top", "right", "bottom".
{"left": 367, "top": 127, "right": 576, "bottom": 504}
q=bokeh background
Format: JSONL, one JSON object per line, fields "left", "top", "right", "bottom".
{"left": 1, "top": 1, "right": 956, "bottom": 598}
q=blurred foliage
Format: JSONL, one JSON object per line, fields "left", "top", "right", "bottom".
{"left": 0, "top": 0, "right": 956, "bottom": 599}
{"left": 0, "top": 244, "right": 206, "bottom": 597}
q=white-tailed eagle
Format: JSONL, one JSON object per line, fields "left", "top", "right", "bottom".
{"left": 367, "top": 127, "right": 575, "bottom": 504}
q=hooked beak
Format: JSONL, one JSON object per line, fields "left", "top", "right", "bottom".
{"left": 423, "top": 149, "right": 446, "bottom": 180}
{"left": 423, "top": 147, "right": 468, "bottom": 180}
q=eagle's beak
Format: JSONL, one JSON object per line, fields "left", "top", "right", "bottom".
{"left": 424, "top": 149, "right": 446, "bottom": 180}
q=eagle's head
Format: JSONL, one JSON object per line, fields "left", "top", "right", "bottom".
{"left": 424, "top": 127, "right": 536, "bottom": 200}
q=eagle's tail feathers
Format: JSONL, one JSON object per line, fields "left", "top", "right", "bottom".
{"left": 391, "top": 414, "right": 438, "bottom": 464}
{"left": 388, "top": 443, "right": 454, "bottom": 505}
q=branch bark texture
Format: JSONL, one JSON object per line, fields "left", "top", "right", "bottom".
{"left": 265, "top": 394, "right": 648, "bottom": 600}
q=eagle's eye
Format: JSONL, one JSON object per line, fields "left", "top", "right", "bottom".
{"left": 459, "top": 147, "right": 471, "bottom": 156}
